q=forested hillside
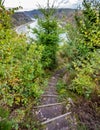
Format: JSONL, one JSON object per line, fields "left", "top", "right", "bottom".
{"left": 12, "top": 8, "right": 75, "bottom": 27}
{"left": 0, "top": 0, "right": 100, "bottom": 130}
{"left": 12, "top": 12, "right": 32, "bottom": 27}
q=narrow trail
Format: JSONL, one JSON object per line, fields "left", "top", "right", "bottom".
{"left": 33, "top": 68, "right": 76, "bottom": 130}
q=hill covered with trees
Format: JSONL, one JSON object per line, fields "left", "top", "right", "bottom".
{"left": 12, "top": 8, "right": 76, "bottom": 27}
{"left": 0, "top": 0, "right": 100, "bottom": 130}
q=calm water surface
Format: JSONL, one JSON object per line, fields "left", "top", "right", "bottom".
{"left": 16, "top": 19, "right": 68, "bottom": 44}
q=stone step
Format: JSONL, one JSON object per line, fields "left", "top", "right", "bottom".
{"left": 45, "top": 86, "right": 57, "bottom": 90}
{"left": 48, "top": 82, "right": 57, "bottom": 87}
{"left": 41, "top": 94, "right": 58, "bottom": 104}
{"left": 44, "top": 90, "right": 58, "bottom": 95}
{"left": 42, "top": 94, "right": 58, "bottom": 97}
{"left": 54, "top": 68, "right": 66, "bottom": 75}
{"left": 45, "top": 88, "right": 57, "bottom": 95}
{"left": 41, "top": 112, "right": 76, "bottom": 130}
{"left": 33, "top": 103, "right": 65, "bottom": 122}
{"left": 49, "top": 78, "right": 58, "bottom": 83}
{"left": 60, "top": 127, "right": 69, "bottom": 130}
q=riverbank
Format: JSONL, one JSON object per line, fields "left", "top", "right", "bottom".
{"left": 15, "top": 19, "right": 68, "bottom": 44}
{"left": 14, "top": 20, "right": 35, "bottom": 33}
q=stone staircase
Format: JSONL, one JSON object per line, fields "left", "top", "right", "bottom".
{"left": 33, "top": 68, "right": 76, "bottom": 130}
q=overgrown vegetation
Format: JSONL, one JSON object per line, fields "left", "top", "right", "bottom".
{"left": 58, "top": 0, "right": 100, "bottom": 129}
{"left": 0, "top": 0, "right": 100, "bottom": 129}
{"left": 32, "top": 1, "right": 60, "bottom": 70}
{"left": 60, "top": 0, "right": 100, "bottom": 98}
{"left": 0, "top": 1, "right": 45, "bottom": 129}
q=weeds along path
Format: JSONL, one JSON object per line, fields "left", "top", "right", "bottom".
{"left": 33, "top": 68, "right": 76, "bottom": 130}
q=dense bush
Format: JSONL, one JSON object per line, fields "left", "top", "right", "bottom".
{"left": 0, "top": 37, "right": 44, "bottom": 106}
{"left": 32, "top": 2, "right": 60, "bottom": 69}
{"left": 63, "top": 0, "right": 100, "bottom": 98}
{"left": 0, "top": 1, "right": 44, "bottom": 129}
{"left": 0, "top": 25, "right": 42, "bottom": 130}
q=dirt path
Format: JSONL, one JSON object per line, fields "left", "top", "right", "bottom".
{"left": 33, "top": 68, "right": 76, "bottom": 130}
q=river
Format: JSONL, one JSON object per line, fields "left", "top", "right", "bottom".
{"left": 15, "top": 19, "right": 67, "bottom": 45}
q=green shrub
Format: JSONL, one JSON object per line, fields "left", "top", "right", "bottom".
{"left": 64, "top": 0, "right": 100, "bottom": 98}
{"left": 32, "top": 1, "right": 60, "bottom": 69}
{"left": 0, "top": 2, "right": 45, "bottom": 129}
{"left": 0, "top": 107, "right": 12, "bottom": 130}
{"left": 0, "top": 34, "right": 44, "bottom": 106}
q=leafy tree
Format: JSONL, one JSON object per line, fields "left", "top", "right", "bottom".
{"left": 75, "top": 0, "right": 100, "bottom": 49}
{"left": 64, "top": 0, "right": 100, "bottom": 98}
{"left": 0, "top": 0, "right": 18, "bottom": 29}
{"left": 0, "top": 1, "right": 45, "bottom": 129}
{"left": 32, "top": 0, "right": 60, "bottom": 69}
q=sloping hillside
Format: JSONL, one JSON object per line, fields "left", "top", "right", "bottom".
{"left": 12, "top": 12, "right": 32, "bottom": 27}
{"left": 12, "top": 8, "right": 76, "bottom": 27}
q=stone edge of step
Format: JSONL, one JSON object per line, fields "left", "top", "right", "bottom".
{"left": 41, "top": 112, "right": 71, "bottom": 125}
{"left": 41, "top": 94, "right": 58, "bottom": 97}
{"left": 33, "top": 102, "right": 65, "bottom": 109}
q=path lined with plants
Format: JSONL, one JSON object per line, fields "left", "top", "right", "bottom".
{"left": 33, "top": 68, "right": 76, "bottom": 130}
